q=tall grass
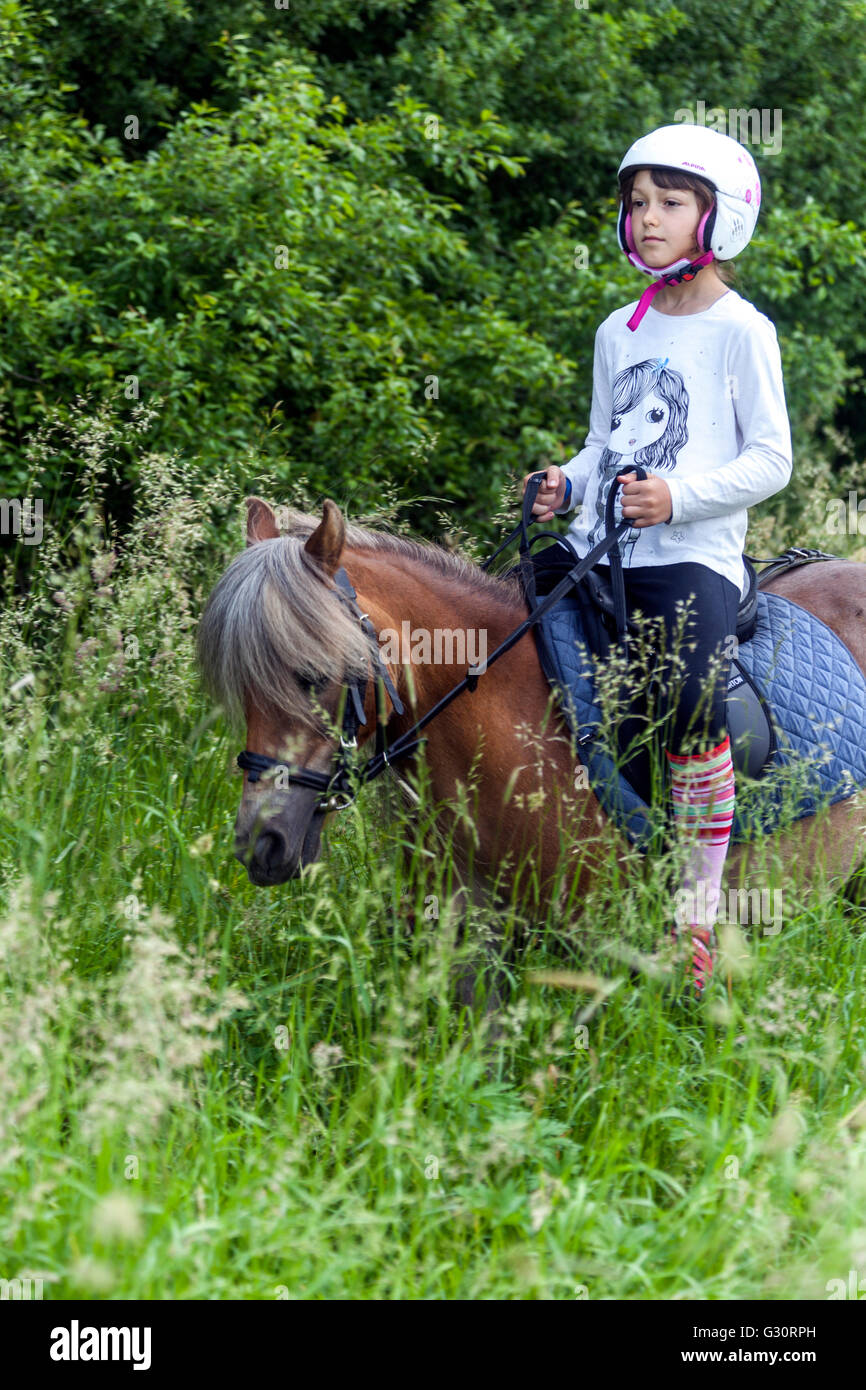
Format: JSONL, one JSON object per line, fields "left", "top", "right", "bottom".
{"left": 2, "top": 401, "right": 866, "bottom": 1300}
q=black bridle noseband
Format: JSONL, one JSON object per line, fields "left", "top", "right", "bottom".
{"left": 236, "top": 567, "right": 411, "bottom": 811}
{"left": 236, "top": 472, "right": 649, "bottom": 812}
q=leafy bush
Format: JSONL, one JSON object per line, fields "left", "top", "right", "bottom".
{"left": 2, "top": 0, "right": 866, "bottom": 551}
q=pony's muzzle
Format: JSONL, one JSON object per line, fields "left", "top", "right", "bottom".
{"left": 234, "top": 787, "right": 327, "bottom": 884}
{"left": 236, "top": 826, "right": 296, "bottom": 884}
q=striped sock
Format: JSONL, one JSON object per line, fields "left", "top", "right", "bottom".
{"left": 666, "top": 734, "right": 736, "bottom": 995}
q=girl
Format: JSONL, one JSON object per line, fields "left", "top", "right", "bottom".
{"left": 525, "top": 123, "right": 792, "bottom": 995}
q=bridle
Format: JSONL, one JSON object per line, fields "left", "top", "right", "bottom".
{"left": 236, "top": 472, "right": 647, "bottom": 813}
{"left": 236, "top": 567, "right": 412, "bottom": 812}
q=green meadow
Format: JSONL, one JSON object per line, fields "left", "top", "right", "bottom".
{"left": 2, "top": 412, "right": 866, "bottom": 1301}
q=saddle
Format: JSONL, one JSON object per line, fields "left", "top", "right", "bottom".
{"left": 583, "top": 549, "right": 767, "bottom": 779}
{"left": 566, "top": 544, "right": 847, "bottom": 787}
{"left": 520, "top": 537, "right": 770, "bottom": 786}
{"left": 504, "top": 476, "right": 847, "bottom": 823}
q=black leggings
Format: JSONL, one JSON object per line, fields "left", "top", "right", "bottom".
{"left": 600, "top": 561, "right": 740, "bottom": 792}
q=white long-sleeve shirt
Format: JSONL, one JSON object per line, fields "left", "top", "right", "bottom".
{"left": 556, "top": 289, "right": 793, "bottom": 596}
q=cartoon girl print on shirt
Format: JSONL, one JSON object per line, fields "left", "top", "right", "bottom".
{"left": 587, "top": 356, "right": 689, "bottom": 566}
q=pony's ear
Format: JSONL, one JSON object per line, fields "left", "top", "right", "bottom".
{"left": 245, "top": 496, "right": 280, "bottom": 546}
{"left": 304, "top": 499, "right": 345, "bottom": 576}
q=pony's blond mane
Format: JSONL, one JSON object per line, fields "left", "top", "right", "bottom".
{"left": 196, "top": 507, "right": 521, "bottom": 728}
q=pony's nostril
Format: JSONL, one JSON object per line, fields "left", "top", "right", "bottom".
{"left": 254, "top": 829, "right": 285, "bottom": 872}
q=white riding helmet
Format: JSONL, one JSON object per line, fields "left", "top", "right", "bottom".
{"left": 617, "top": 122, "right": 761, "bottom": 277}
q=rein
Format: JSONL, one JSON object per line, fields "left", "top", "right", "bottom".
{"left": 236, "top": 470, "right": 644, "bottom": 810}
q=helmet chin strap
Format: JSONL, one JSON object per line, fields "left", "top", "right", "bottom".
{"left": 626, "top": 250, "right": 716, "bottom": 332}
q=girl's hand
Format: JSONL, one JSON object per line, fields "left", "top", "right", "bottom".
{"left": 522, "top": 465, "right": 566, "bottom": 522}
{"left": 616, "top": 472, "right": 672, "bottom": 527}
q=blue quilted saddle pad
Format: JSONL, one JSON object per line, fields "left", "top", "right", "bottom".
{"left": 534, "top": 588, "right": 866, "bottom": 850}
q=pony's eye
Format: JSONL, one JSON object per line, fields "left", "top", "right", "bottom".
{"left": 647, "top": 407, "right": 664, "bottom": 423}
{"left": 611, "top": 416, "right": 621, "bottom": 430}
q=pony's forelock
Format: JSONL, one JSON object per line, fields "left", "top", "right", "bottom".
{"left": 196, "top": 536, "right": 374, "bottom": 730}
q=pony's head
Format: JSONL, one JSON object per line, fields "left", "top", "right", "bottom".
{"left": 197, "top": 497, "right": 376, "bottom": 884}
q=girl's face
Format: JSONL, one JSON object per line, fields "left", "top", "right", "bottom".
{"left": 628, "top": 173, "right": 702, "bottom": 267}
{"left": 610, "top": 391, "right": 668, "bottom": 456}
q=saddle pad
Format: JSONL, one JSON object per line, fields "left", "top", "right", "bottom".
{"left": 534, "top": 588, "right": 866, "bottom": 850}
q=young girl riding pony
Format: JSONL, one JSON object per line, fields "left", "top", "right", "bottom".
{"left": 525, "top": 123, "right": 792, "bottom": 995}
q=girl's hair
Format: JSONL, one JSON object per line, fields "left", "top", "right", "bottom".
{"left": 619, "top": 166, "right": 737, "bottom": 286}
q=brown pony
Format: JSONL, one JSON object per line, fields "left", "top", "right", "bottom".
{"left": 197, "top": 496, "right": 866, "bottom": 942}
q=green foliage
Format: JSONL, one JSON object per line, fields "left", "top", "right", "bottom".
{"left": 2, "top": 0, "right": 866, "bottom": 545}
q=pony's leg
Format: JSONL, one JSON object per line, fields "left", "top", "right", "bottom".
{"left": 444, "top": 878, "right": 518, "bottom": 1062}
{"left": 452, "top": 949, "right": 510, "bottom": 1031}
{"left": 451, "top": 898, "right": 511, "bottom": 1032}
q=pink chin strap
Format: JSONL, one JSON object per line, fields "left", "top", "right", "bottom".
{"left": 625, "top": 250, "right": 716, "bottom": 331}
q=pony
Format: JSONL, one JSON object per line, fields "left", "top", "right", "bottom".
{"left": 197, "top": 496, "right": 866, "bottom": 998}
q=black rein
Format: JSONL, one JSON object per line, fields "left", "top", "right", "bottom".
{"left": 235, "top": 470, "right": 644, "bottom": 810}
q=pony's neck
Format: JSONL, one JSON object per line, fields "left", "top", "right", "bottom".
{"left": 341, "top": 542, "right": 525, "bottom": 718}
{"left": 331, "top": 537, "right": 601, "bottom": 896}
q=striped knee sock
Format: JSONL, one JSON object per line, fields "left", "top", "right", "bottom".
{"left": 666, "top": 734, "right": 736, "bottom": 994}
